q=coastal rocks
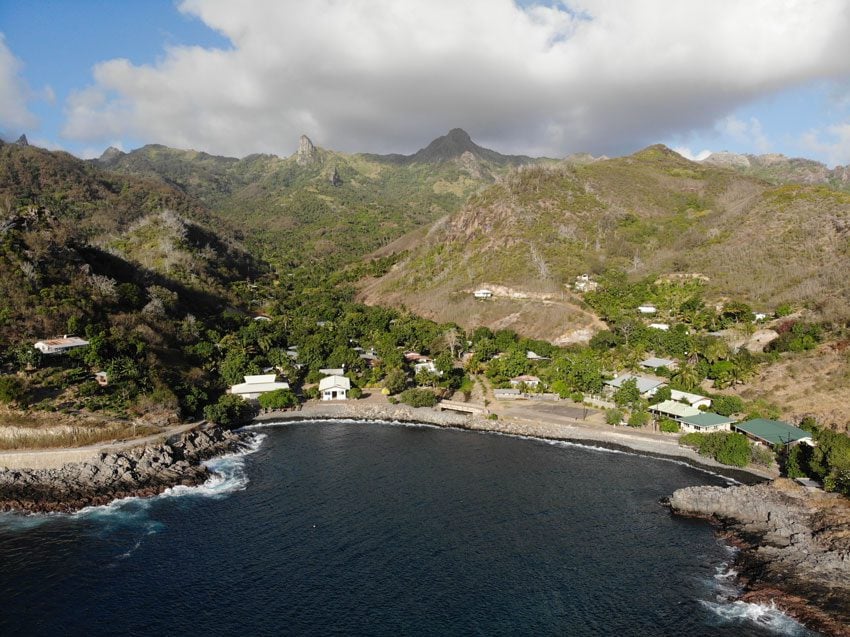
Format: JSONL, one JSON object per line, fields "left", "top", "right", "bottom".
{"left": 670, "top": 480, "right": 850, "bottom": 636}
{"left": 0, "top": 427, "right": 251, "bottom": 514}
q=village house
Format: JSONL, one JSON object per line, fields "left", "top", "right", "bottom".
{"left": 637, "top": 304, "right": 657, "bottom": 315}
{"left": 603, "top": 373, "right": 666, "bottom": 398}
{"left": 526, "top": 350, "right": 550, "bottom": 361}
{"left": 573, "top": 274, "right": 598, "bottom": 292}
{"left": 494, "top": 388, "right": 521, "bottom": 400}
{"left": 733, "top": 419, "right": 813, "bottom": 447}
{"left": 473, "top": 289, "right": 493, "bottom": 299}
{"left": 33, "top": 336, "right": 90, "bottom": 355}
{"left": 319, "top": 375, "right": 350, "bottom": 401}
{"left": 639, "top": 357, "right": 678, "bottom": 371}
{"left": 648, "top": 323, "right": 670, "bottom": 331}
{"left": 649, "top": 399, "right": 700, "bottom": 423}
{"left": 679, "top": 412, "right": 735, "bottom": 433}
{"left": 229, "top": 374, "right": 290, "bottom": 400}
{"left": 509, "top": 375, "right": 541, "bottom": 388}
{"left": 319, "top": 367, "right": 345, "bottom": 376}
{"left": 404, "top": 352, "right": 432, "bottom": 364}
{"left": 414, "top": 360, "right": 439, "bottom": 375}
{"left": 669, "top": 389, "right": 712, "bottom": 409}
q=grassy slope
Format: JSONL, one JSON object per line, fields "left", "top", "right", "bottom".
{"left": 361, "top": 145, "right": 850, "bottom": 339}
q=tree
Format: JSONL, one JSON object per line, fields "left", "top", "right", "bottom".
{"left": 711, "top": 395, "right": 744, "bottom": 417}
{"left": 258, "top": 388, "right": 298, "bottom": 410}
{"left": 204, "top": 394, "right": 256, "bottom": 426}
{"left": 628, "top": 409, "right": 649, "bottom": 428}
{"left": 383, "top": 367, "right": 408, "bottom": 395}
{"left": 613, "top": 378, "right": 641, "bottom": 409}
{"left": 671, "top": 364, "right": 700, "bottom": 391}
{"left": 434, "top": 351, "right": 454, "bottom": 375}
{"left": 605, "top": 408, "right": 624, "bottom": 425}
{"left": 398, "top": 388, "right": 438, "bottom": 407}
{"left": 659, "top": 418, "right": 680, "bottom": 433}
{"left": 0, "top": 375, "right": 25, "bottom": 404}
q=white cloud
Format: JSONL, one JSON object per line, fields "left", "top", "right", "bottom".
{"left": 672, "top": 146, "right": 711, "bottom": 161}
{"left": 61, "top": 0, "right": 850, "bottom": 157}
{"left": 801, "top": 123, "right": 850, "bottom": 166}
{"left": 716, "top": 115, "right": 772, "bottom": 153}
{"left": 0, "top": 34, "right": 38, "bottom": 136}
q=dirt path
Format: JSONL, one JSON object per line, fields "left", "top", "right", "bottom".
{"left": 0, "top": 421, "right": 203, "bottom": 471}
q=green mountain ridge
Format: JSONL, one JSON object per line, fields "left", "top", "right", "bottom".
{"left": 95, "top": 129, "right": 548, "bottom": 267}
{"left": 360, "top": 144, "right": 850, "bottom": 340}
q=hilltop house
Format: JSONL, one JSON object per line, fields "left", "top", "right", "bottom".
{"left": 574, "top": 274, "right": 598, "bottom": 292}
{"left": 33, "top": 336, "right": 90, "bottom": 355}
{"left": 319, "top": 375, "right": 350, "bottom": 401}
{"left": 229, "top": 374, "right": 290, "bottom": 400}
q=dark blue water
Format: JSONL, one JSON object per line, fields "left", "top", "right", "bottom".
{"left": 0, "top": 421, "right": 816, "bottom": 636}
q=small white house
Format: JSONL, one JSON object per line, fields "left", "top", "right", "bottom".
{"left": 319, "top": 375, "right": 351, "bottom": 400}
{"left": 414, "top": 361, "right": 439, "bottom": 375}
{"left": 648, "top": 323, "right": 670, "bottom": 331}
{"left": 229, "top": 374, "right": 290, "bottom": 400}
{"left": 640, "top": 357, "right": 677, "bottom": 370}
{"left": 34, "top": 336, "right": 90, "bottom": 355}
{"left": 509, "top": 375, "right": 541, "bottom": 388}
{"left": 526, "top": 350, "right": 550, "bottom": 361}
{"left": 637, "top": 304, "right": 657, "bottom": 315}
{"left": 574, "top": 274, "right": 598, "bottom": 292}
{"left": 473, "top": 289, "right": 493, "bottom": 299}
{"left": 319, "top": 367, "right": 345, "bottom": 376}
{"left": 669, "top": 389, "right": 712, "bottom": 409}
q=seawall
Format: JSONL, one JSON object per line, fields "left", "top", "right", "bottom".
{"left": 253, "top": 401, "right": 772, "bottom": 483}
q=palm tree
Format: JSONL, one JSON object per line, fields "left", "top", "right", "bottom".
{"left": 671, "top": 364, "right": 700, "bottom": 391}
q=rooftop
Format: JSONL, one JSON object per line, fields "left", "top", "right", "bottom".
{"left": 640, "top": 357, "right": 676, "bottom": 368}
{"left": 669, "top": 389, "right": 710, "bottom": 406}
{"left": 650, "top": 400, "right": 701, "bottom": 419}
{"left": 680, "top": 412, "right": 736, "bottom": 428}
{"left": 604, "top": 373, "right": 666, "bottom": 394}
{"left": 319, "top": 375, "right": 351, "bottom": 391}
{"left": 734, "top": 419, "right": 812, "bottom": 445}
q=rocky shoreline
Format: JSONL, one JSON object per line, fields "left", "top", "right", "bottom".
{"left": 0, "top": 426, "right": 252, "bottom": 514}
{"left": 669, "top": 480, "right": 850, "bottom": 636}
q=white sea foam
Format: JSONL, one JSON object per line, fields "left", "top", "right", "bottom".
{"left": 0, "top": 432, "right": 267, "bottom": 532}
{"left": 701, "top": 599, "right": 813, "bottom": 635}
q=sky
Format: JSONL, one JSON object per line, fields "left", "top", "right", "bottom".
{"left": 2, "top": 0, "right": 850, "bottom": 165}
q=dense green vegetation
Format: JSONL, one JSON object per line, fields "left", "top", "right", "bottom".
{"left": 786, "top": 419, "right": 850, "bottom": 496}
{"left": 679, "top": 431, "right": 765, "bottom": 468}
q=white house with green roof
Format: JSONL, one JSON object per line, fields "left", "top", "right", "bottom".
{"left": 733, "top": 419, "right": 813, "bottom": 447}
{"left": 649, "top": 400, "right": 700, "bottom": 422}
{"left": 679, "top": 412, "right": 735, "bottom": 433}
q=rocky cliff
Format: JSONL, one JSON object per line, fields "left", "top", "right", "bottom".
{"left": 0, "top": 427, "right": 252, "bottom": 514}
{"left": 669, "top": 480, "right": 850, "bottom": 636}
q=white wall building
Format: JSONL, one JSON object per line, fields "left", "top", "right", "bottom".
{"left": 229, "top": 374, "right": 290, "bottom": 400}
{"left": 319, "top": 375, "right": 351, "bottom": 400}
{"left": 34, "top": 336, "right": 90, "bottom": 355}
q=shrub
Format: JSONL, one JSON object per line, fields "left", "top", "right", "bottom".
{"left": 628, "top": 410, "right": 649, "bottom": 428}
{"left": 659, "top": 418, "right": 680, "bottom": 433}
{"left": 750, "top": 444, "right": 775, "bottom": 467}
{"left": 398, "top": 388, "right": 437, "bottom": 408}
{"left": 348, "top": 387, "right": 363, "bottom": 400}
{"left": 679, "top": 431, "right": 751, "bottom": 467}
{"left": 605, "top": 408, "right": 624, "bottom": 425}
{"left": 711, "top": 395, "right": 744, "bottom": 417}
{"left": 204, "top": 394, "right": 256, "bottom": 427}
{"left": 258, "top": 388, "right": 298, "bottom": 410}
{"left": 0, "top": 375, "right": 25, "bottom": 404}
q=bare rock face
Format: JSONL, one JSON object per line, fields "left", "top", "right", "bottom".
{"left": 670, "top": 481, "right": 850, "bottom": 635}
{"left": 14, "top": 134, "right": 28, "bottom": 146}
{"left": 0, "top": 427, "right": 253, "bottom": 514}
{"left": 296, "top": 134, "right": 317, "bottom": 166}
{"left": 328, "top": 166, "right": 342, "bottom": 186}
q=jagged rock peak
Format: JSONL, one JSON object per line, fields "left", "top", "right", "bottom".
{"left": 98, "top": 146, "right": 125, "bottom": 162}
{"left": 296, "top": 134, "right": 317, "bottom": 165}
{"left": 14, "top": 134, "right": 28, "bottom": 146}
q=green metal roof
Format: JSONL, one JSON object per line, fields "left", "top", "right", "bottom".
{"left": 681, "top": 412, "right": 735, "bottom": 428}
{"left": 734, "top": 419, "right": 811, "bottom": 445}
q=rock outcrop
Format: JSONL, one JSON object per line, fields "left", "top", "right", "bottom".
{"left": 14, "top": 134, "right": 28, "bottom": 146}
{"left": 0, "top": 427, "right": 252, "bottom": 514}
{"left": 296, "top": 134, "right": 318, "bottom": 166}
{"left": 670, "top": 480, "right": 850, "bottom": 636}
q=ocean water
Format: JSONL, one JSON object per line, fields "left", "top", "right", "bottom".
{"left": 0, "top": 421, "right": 818, "bottom": 636}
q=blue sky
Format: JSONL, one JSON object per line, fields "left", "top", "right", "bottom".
{"left": 2, "top": 0, "right": 850, "bottom": 164}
